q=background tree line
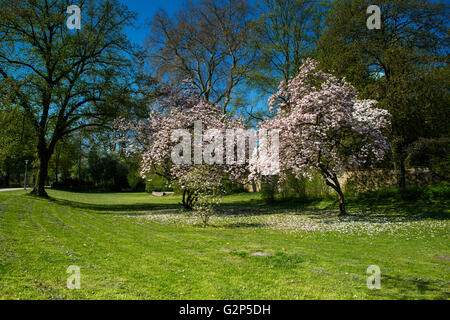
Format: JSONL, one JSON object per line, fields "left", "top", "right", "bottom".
{"left": 0, "top": 0, "right": 448, "bottom": 197}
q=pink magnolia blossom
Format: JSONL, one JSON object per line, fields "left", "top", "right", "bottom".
{"left": 115, "top": 82, "right": 249, "bottom": 208}
{"left": 252, "top": 59, "right": 391, "bottom": 215}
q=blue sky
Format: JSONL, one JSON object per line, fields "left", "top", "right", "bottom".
{"left": 120, "top": 0, "right": 187, "bottom": 46}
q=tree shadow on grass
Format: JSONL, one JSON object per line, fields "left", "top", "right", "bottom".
{"left": 307, "top": 212, "right": 449, "bottom": 225}
{"left": 215, "top": 199, "right": 337, "bottom": 217}
{"left": 381, "top": 274, "right": 450, "bottom": 300}
{"left": 23, "top": 192, "right": 449, "bottom": 223}
{"left": 24, "top": 194, "right": 181, "bottom": 215}
{"left": 215, "top": 201, "right": 449, "bottom": 227}
{"left": 215, "top": 206, "right": 274, "bottom": 217}
{"left": 221, "top": 222, "right": 270, "bottom": 229}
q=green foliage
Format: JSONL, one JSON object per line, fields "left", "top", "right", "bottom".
{"left": 248, "top": 0, "right": 327, "bottom": 93}
{"left": 145, "top": 174, "right": 173, "bottom": 193}
{"left": 353, "top": 182, "right": 450, "bottom": 205}
{"left": 279, "top": 174, "right": 307, "bottom": 200}
{"left": 51, "top": 179, "right": 94, "bottom": 192}
{"left": 0, "top": 105, "right": 35, "bottom": 187}
{"left": 87, "top": 150, "right": 129, "bottom": 191}
{"left": 399, "top": 187, "right": 426, "bottom": 202}
{"left": 48, "top": 138, "right": 80, "bottom": 184}
{"left": 355, "top": 187, "right": 401, "bottom": 204}
{"left": 125, "top": 155, "right": 146, "bottom": 192}
{"left": 303, "top": 173, "right": 333, "bottom": 200}
{"left": 221, "top": 180, "right": 247, "bottom": 195}
{"left": 343, "top": 178, "right": 359, "bottom": 196}
{"left": 52, "top": 150, "right": 130, "bottom": 192}
{"left": 407, "top": 137, "right": 450, "bottom": 180}
{"left": 425, "top": 182, "right": 450, "bottom": 204}
{"left": 318, "top": 0, "right": 449, "bottom": 188}
{"left": 0, "top": 0, "right": 146, "bottom": 195}
{"left": 127, "top": 174, "right": 146, "bottom": 192}
{"left": 278, "top": 172, "right": 333, "bottom": 202}
{"left": 261, "top": 182, "right": 276, "bottom": 203}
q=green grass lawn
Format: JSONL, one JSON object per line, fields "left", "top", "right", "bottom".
{"left": 0, "top": 190, "right": 448, "bottom": 300}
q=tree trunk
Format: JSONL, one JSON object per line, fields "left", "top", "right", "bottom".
{"left": 182, "top": 189, "right": 187, "bottom": 208}
{"left": 31, "top": 129, "right": 59, "bottom": 197}
{"left": 182, "top": 189, "right": 194, "bottom": 209}
{"left": 31, "top": 134, "right": 55, "bottom": 198}
{"left": 261, "top": 180, "right": 276, "bottom": 203}
{"left": 181, "top": 189, "right": 198, "bottom": 210}
{"left": 321, "top": 169, "right": 348, "bottom": 216}
{"left": 32, "top": 153, "right": 50, "bottom": 197}
{"left": 396, "top": 158, "right": 406, "bottom": 190}
{"left": 55, "top": 150, "right": 60, "bottom": 184}
{"left": 251, "top": 180, "right": 257, "bottom": 192}
{"left": 3, "top": 162, "right": 11, "bottom": 187}
{"left": 336, "top": 187, "right": 347, "bottom": 216}
{"left": 4, "top": 172, "right": 10, "bottom": 187}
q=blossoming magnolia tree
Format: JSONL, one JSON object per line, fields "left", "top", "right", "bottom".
{"left": 252, "top": 59, "right": 391, "bottom": 215}
{"left": 115, "top": 84, "right": 248, "bottom": 211}
{"left": 181, "top": 165, "right": 223, "bottom": 225}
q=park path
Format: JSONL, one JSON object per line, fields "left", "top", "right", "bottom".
{"left": 0, "top": 188, "right": 25, "bottom": 192}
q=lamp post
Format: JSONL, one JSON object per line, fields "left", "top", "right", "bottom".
{"left": 24, "top": 160, "right": 29, "bottom": 190}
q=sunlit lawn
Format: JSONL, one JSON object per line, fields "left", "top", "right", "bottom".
{"left": 0, "top": 190, "right": 448, "bottom": 300}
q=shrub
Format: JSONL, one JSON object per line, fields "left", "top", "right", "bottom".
{"left": 145, "top": 174, "right": 173, "bottom": 193}
{"left": 221, "top": 179, "right": 247, "bottom": 195}
{"left": 87, "top": 150, "right": 129, "bottom": 191}
{"left": 181, "top": 166, "right": 222, "bottom": 225}
{"left": 129, "top": 180, "right": 146, "bottom": 192}
{"left": 399, "top": 187, "right": 426, "bottom": 201}
{"left": 192, "top": 193, "right": 221, "bottom": 226}
{"left": 261, "top": 182, "right": 276, "bottom": 203}
{"left": 279, "top": 174, "right": 307, "bottom": 200}
{"left": 353, "top": 182, "right": 449, "bottom": 205}
{"left": 407, "top": 137, "right": 450, "bottom": 181}
{"left": 304, "top": 173, "right": 333, "bottom": 200}
{"left": 127, "top": 171, "right": 145, "bottom": 192}
{"left": 51, "top": 179, "right": 95, "bottom": 192}
{"left": 355, "top": 187, "right": 401, "bottom": 204}
{"left": 425, "top": 182, "right": 450, "bottom": 204}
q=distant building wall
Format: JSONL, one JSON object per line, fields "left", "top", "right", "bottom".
{"left": 342, "top": 167, "right": 440, "bottom": 192}
{"left": 245, "top": 167, "right": 441, "bottom": 193}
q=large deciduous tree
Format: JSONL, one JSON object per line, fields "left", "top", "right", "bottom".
{"left": 0, "top": 0, "right": 141, "bottom": 197}
{"left": 317, "top": 0, "right": 449, "bottom": 189}
{"left": 146, "top": 0, "right": 254, "bottom": 113}
{"left": 252, "top": 59, "right": 391, "bottom": 215}
{"left": 115, "top": 83, "right": 248, "bottom": 209}
{"left": 248, "top": 0, "right": 327, "bottom": 94}
{"left": 0, "top": 104, "right": 36, "bottom": 187}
